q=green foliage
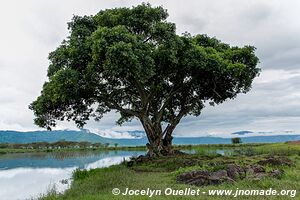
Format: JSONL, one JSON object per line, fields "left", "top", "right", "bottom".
{"left": 73, "top": 169, "right": 90, "bottom": 181}
{"left": 30, "top": 3, "right": 260, "bottom": 138}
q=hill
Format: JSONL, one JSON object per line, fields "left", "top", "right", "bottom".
{"left": 1, "top": 130, "right": 299, "bottom": 146}
{"left": 0, "top": 130, "right": 111, "bottom": 144}
{"left": 110, "top": 134, "right": 300, "bottom": 146}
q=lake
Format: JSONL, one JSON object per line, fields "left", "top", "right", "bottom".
{"left": 0, "top": 150, "right": 145, "bottom": 200}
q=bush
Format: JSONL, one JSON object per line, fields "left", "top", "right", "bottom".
{"left": 232, "top": 137, "right": 242, "bottom": 144}
{"left": 73, "top": 169, "right": 90, "bottom": 181}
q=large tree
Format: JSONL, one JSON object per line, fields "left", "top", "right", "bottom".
{"left": 30, "top": 3, "right": 259, "bottom": 156}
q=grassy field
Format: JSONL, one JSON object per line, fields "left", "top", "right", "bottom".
{"left": 39, "top": 142, "right": 300, "bottom": 200}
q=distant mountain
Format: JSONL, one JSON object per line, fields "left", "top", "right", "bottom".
{"left": 126, "top": 131, "right": 146, "bottom": 138}
{"left": 1, "top": 130, "right": 300, "bottom": 147}
{"left": 0, "top": 130, "right": 112, "bottom": 144}
{"left": 232, "top": 131, "right": 253, "bottom": 135}
{"left": 92, "top": 130, "right": 146, "bottom": 139}
{"left": 110, "top": 135, "right": 300, "bottom": 146}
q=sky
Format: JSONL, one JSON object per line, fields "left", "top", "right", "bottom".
{"left": 0, "top": 0, "right": 300, "bottom": 138}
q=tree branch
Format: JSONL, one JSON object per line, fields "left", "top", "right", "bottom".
{"left": 156, "top": 85, "right": 184, "bottom": 122}
{"left": 212, "top": 79, "right": 222, "bottom": 98}
{"left": 143, "top": 36, "right": 153, "bottom": 43}
{"left": 106, "top": 101, "right": 140, "bottom": 117}
{"left": 161, "top": 107, "right": 188, "bottom": 137}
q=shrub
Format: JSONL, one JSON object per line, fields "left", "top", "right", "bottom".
{"left": 232, "top": 137, "right": 242, "bottom": 144}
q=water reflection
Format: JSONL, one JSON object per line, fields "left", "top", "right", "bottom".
{"left": 0, "top": 167, "right": 74, "bottom": 200}
{"left": 0, "top": 151, "right": 144, "bottom": 169}
{"left": 0, "top": 150, "right": 144, "bottom": 200}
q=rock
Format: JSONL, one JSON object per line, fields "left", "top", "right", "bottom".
{"left": 209, "top": 170, "right": 235, "bottom": 185}
{"left": 136, "top": 155, "right": 149, "bottom": 163}
{"left": 227, "top": 164, "right": 246, "bottom": 179}
{"left": 176, "top": 170, "right": 209, "bottom": 186}
{"left": 126, "top": 154, "right": 152, "bottom": 167}
{"left": 210, "top": 170, "right": 228, "bottom": 179}
{"left": 177, "top": 170, "right": 211, "bottom": 186}
{"left": 249, "top": 169, "right": 283, "bottom": 180}
{"left": 258, "top": 156, "right": 293, "bottom": 166}
{"left": 188, "top": 177, "right": 209, "bottom": 186}
{"left": 269, "top": 169, "right": 284, "bottom": 178}
{"left": 176, "top": 170, "right": 209, "bottom": 182}
{"left": 246, "top": 164, "right": 265, "bottom": 175}
{"left": 246, "top": 165, "right": 267, "bottom": 180}
{"left": 177, "top": 169, "right": 234, "bottom": 186}
{"left": 251, "top": 173, "right": 268, "bottom": 180}
{"left": 176, "top": 163, "right": 285, "bottom": 186}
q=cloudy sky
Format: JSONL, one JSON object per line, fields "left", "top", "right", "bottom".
{"left": 0, "top": 0, "right": 299, "bottom": 137}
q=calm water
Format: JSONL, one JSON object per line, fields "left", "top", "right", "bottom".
{"left": 0, "top": 150, "right": 145, "bottom": 200}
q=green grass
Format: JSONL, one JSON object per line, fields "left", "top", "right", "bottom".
{"left": 184, "top": 142, "right": 300, "bottom": 157}
{"left": 40, "top": 143, "right": 300, "bottom": 200}
{"left": 0, "top": 148, "right": 49, "bottom": 154}
{"left": 252, "top": 143, "right": 300, "bottom": 156}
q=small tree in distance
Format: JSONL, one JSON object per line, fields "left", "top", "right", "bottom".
{"left": 29, "top": 3, "right": 260, "bottom": 157}
{"left": 232, "top": 137, "right": 242, "bottom": 144}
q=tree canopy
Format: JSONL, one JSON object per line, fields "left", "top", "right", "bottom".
{"left": 30, "top": 3, "right": 260, "bottom": 156}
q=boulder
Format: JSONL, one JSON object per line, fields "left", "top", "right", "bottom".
{"left": 269, "top": 169, "right": 284, "bottom": 178}
{"left": 245, "top": 164, "right": 265, "bottom": 175}
{"left": 249, "top": 169, "right": 283, "bottom": 180}
{"left": 177, "top": 170, "right": 210, "bottom": 186}
{"left": 177, "top": 169, "right": 233, "bottom": 186}
{"left": 176, "top": 170, "right": 209, "bottom": 182}
{"left": 135, "top": 155, "right": 151, "bottom": 163}
{"left": 210, "top": 170, "right": 235, "bottom": 185}
{"left": 227, "top": 164, "right": 246, "bottom": 179}
{"left": 176, "top": 163, "right": 285, "bottom": 186}
{"left": 258, "top": 156, "right": 293, "bottom": 166}
{"left": 251, "top": 172, "right": 268, "bottom": 180}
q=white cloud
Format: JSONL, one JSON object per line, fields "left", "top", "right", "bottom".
{"left": 255, "top": 69, "right": 300, "bottom": 83}
{"left": 0, "top": 167, "right": 74, "bottom": 200}
{"left": 90, "top": 129, "right": 137, "bottom": 139}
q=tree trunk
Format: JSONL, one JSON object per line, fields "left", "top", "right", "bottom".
{"left": 162, "top": 124, "right": 175, "bottom": 155}
{"left": 140, "top": 118, "right": 175, "bottom": 157}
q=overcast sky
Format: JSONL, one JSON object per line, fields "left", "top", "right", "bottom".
{"left": 0, "top": 0, "right": 300, "bottom": 137}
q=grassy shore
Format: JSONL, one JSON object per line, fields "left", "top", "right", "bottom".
{"left": 0, "top": 145, "right": 147, "bottom": 154}
{"left": 0, "top": 142, "right": 268, "bottom": 155}
{"left": 39, "top": 142, "right": 300, "bottom": 200}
